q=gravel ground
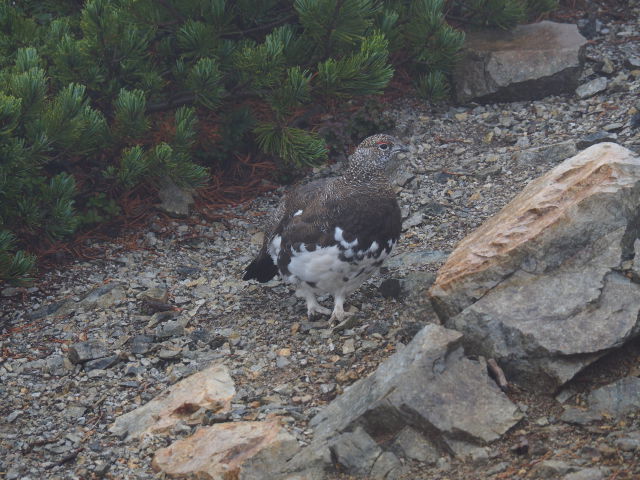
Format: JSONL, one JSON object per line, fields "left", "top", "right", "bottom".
{"left": 2, "top": 2, "right": 640, "bottom": 479}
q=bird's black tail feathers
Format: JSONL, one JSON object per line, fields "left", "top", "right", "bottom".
{"left": 243, "top": 254, "right": 278, "bottom": 282}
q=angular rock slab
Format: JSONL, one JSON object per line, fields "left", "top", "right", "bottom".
{"left": 157, "top": 177, "right": 195, "bottom": 218}
{"left": 453, "top": 21, "right": 587, "bottom": 103}
{"left": 430, "top": 143, "right": 640, "bottom": 392}
{"left": 110, "top": 363, "right": 234, "bottom": 440}
{"left": 285, "top": 324, "right": 522, "bottom": 478}
{"left": 152, "top": 419, "right": 299, "bottom": 479}
{"left": 562, "top": 376, "right": 640, "bottom": 424}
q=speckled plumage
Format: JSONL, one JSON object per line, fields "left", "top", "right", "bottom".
{"left": 243, "top": 134, "right": 408, "bottom": 322}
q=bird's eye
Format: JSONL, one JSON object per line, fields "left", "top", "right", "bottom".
{"left": 378, "top": 143, "right": 389, "bottom": 150}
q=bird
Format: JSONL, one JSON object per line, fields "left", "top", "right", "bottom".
{"left": 243, "top": 134, "right": 408, "bottom": 324}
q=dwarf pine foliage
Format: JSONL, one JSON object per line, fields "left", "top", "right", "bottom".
{"left": 0, "top": 0, "right": 556, "bottom": 284}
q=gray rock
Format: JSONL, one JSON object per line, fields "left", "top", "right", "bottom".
{"left": 561, "top": 377, "right": 640, "bottom": 424}
{"left": 400, "top": 271, "right": 437, "bottom": 295}
{"left": 588, "top": 376, "right": 640, "bottom": 417}
{"left": 6, "top": 411, "right": 22, "bottom": 423}
{"left": 562, "top": 467, "right": 607, "bottom": 480}
{"left": 598, "top": 57, "right": 615, "bottom": 74}
{"left": 575, "top": 77, "right": 608, "bottom": 99}
{"left": 283, "top": 444, "right": 333, "bottom": 480}
{"left": 560, "top": 407, "right": 601, "bottom": 425}
{"left": 531, "top": 460, "right": 577, "bottom": 478}
{"left": 467, "top": 447, "right": 490, "bottom": 465}
{"left": 155, "top": 315, "right": 190, "bottom": 338}
{"left": 608, "top": 72, "right": 630, "bottom": 93}
{"left": 84, "top": 355, "right": 120, "bottom": 371}
{"left": 157, "top": 177, "right": 194, "bottom": 218}
{"left": 275, "top": 356, "right": 290, "bottom": 368}
{"left": 237, "top": 428, "right": 302, "bottom": 480}
{"left": 136, "top": 287, "right": 169, "bottom": 303}
{"left": 474, "top": 164, "right": 502, "bottom": 180}
{"left": 110, "top": 364, "right": 235, "bottom": 440}
{"left": 27, "top": 299, "right": 75, "bottom": 320}
{"left": 341, "top": 338, "right": 355, "bottom": 355}
{"left": 390, "top": 426, "right": 439, "bottom": 464}
{"left": 329, "top": 428, "right": 383, "bottom": 477}
{"left": 158, "top": 349, "right": 182, "bottom": 360}
{"left": 68, "top": 341, "right": 109, "bottom": 364}
{"left": 431, "top": 144, "right": 640, "bottom": 392}
{"left": 514, "top": 141, "right": 577, "bottom": 165}
{"left": 486, "top": 462, "right": 510, "bottom": 476}
{"left": 289, "top": 324, "right": 521, "bottom": 477}
{"left": 451, "top": 267, "right": 640, "bottom": 392}
{"left": 392, "top": 169, "right": 415, "bottom": 187}
{"left": 603, "top": 122, "right": 624, "bottom": 132}
{"left": 613, "top": 432, "right": 640, "bottom": 451}
{"left": 576, "top": 131, "right": 618, "bottom": 150}
{"left": 1, "top": 287, "right": 20, "bottom": 297}
{"left": 300, "top": 321, "right": 331, "bottom": 332}
{"left": 402, "top": 212, "right": 423, "bottom": 230}
{"left": 148, "top": 310, "right": 179, "bottom": 328}
{"left": 369, "top": 451, "right": 402, "bottom": 480}
{"left": 5, "top": 468, "right": 21, "bottom": 480}
{"left": 44, "top": 354, "right": 72, "bottom": 376}
{"left": 130, "top": 335, "right": 155, "bottom": 354}
{"left": 454, "top": 21, "right": 587, "bottom": 103}
{"left": 81, "top": 283, "right": 126, "bottom": 309}
{"left": 65, "top": 405, "right": 87, "bottom": 419}
{"left": 625, "top": 56, "right": 640, "bottom": 69}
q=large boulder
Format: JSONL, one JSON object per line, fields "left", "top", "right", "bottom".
{"left": 110, "top": 364, "right": 235, "bottom": 440}
{"left": 561, "top": 376, "right": 640, "bottom": 425}
{"left": 284, "top": 324, "right": 522, "bottom": 478}
{"left": 152, "top": 419, "right": 300, "bottom": 479}
{"left": 453, "top": 21, "right": 587, "bottom": 103}
{"left": 429, "top": 143, "right": 640, "bottom": 392}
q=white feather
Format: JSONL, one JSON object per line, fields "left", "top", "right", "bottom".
{"left": 268, "top": 235, "right": 282, "bottom": 263}
{"left": 334, "top": 226, "right": 358, "bottom": 249}
{"left": 285, "top": 243, "right": 392, "bottom": 297}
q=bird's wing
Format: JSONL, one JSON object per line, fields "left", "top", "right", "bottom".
{"left": 269, "top": 178, "right": 333, "bottom": 240}
{"left": 280, "top": 185, "right": 401, "bottom": 252}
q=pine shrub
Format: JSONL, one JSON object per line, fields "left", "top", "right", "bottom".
{"left": 0, "top": 0, "right": 556, "bottom": 284}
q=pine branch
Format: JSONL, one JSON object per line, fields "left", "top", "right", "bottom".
{"left": 155, "top": 0, "right": 185, "bottom": 23}
{"left": 322, "top": 0, "right": 345, "bottom": 59}
{"left": 223, "top": 13, "right": 297, "bottom": 39}
{"left": 145, "top": 93, "right": 196, "bottom": 113}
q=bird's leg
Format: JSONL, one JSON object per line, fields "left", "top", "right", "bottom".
{"left": 295, "top": 287, "right": 331, "bottom": 320}
{"left": 329, "top": 294, "right": 355, "bottom": 324}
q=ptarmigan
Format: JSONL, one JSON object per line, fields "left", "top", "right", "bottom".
{"left": 243, "top": 134, "right": 408, "bottom": 323}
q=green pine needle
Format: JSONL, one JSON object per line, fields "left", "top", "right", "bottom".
{"left": 255, "top": 123, "right": 327, "bottom": 167}
{"left": 187, "top": 58, "right": 225, "bottom": 110}
{"left": 316, "top": 32, "right": 393, "bottom": 96}
{"left": 114, "top": 88, "right": 148, "bottom": 139}
{"left": 0, "top": 230, "right": 36, "bottom": 285}
{"left": 416, "top": 71, "right": 450, "bottom": 101}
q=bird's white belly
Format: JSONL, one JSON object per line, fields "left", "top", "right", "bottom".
{"left": 286, "top": 244, "right": 391, "bottom": 295}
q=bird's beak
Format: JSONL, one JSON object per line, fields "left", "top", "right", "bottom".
{"left": 393, "top": 144, "right": 410, "bottom": 154}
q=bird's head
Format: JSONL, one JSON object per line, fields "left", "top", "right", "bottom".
{"left": 348, "top": 134, "right": 409, "bottom": 176}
